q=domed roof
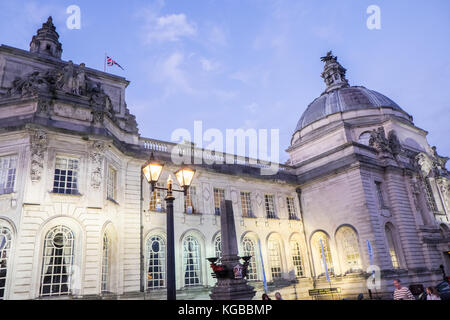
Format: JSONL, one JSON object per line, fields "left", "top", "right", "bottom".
{"left": 295, "top": 86, "right": 404, "bottom": 132}
{"left": 294, "top": 51, "right": 406, "bottom": 132}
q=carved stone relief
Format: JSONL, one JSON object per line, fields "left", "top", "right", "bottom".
{"left": 89, "top": 141, "right": 106, "bottom": 189}
{"left": 29, "top": 129, "right": 48, "bottom": 182}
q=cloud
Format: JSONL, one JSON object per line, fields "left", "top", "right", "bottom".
{"left": 245, "top": 102, "right": 259, "bottom": 113}
{"left": 142, "top": 13, "right": 197, "bottom": 44}
{"left": 154, "top": 52, "right": 194, "bottom": 95}
{"left": 208, "top": 25, "right": 227, "bottom": 47}
{"left": 200, "top": 57, "right": 220, "bottom": 72}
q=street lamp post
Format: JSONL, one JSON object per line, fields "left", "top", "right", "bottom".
{"left": 142, "top": 155, "right": 195, "bottom": 300}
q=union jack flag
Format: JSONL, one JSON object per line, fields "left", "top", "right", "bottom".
{"left": 106, "top": 56, "right": 124, "bottom": 70}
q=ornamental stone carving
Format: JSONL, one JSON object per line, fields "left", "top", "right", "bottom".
{"left": 436, "top": 178, "right": 449, "bottom": 211}
{"left": 416, "top": 153, "right": 433, "bottom": 177}
{"left": 29, "top": 129, "right": 48, "bottom": 182}
{"left": 369, "top": 127, "right": 403, "bottom": 159}
{"left": 89, "top": 141, "right": 106, "bottom": 189}
{"left": 369, "top": 127, "right": 392, "bottom": 154}
{"left": 37, "top": 98, "right": 52, "bottom": 116}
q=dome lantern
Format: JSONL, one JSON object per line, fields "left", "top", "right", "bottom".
{"left": 29, "top": 16, "right": 62, "bottom": 59}
{"left": 320, "top": 51, "right": 349, "bottom": 94}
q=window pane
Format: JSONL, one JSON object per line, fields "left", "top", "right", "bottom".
{"left": 242, "top": 238, "right": 258, "bottom": 281}
{"left": 268, "top": 239, "right": 282, "bottom": 279}
{"left": 0, "top": 226, "right": 12, "bottom": 300}
{"left": 0, "top": 155, "right": 18, "bottom": 195}
{"left": 53, "top": 157, "right": 79, "bottom": 195}
{"left": 213, "top": 188, "right": 225, "bottom": 216}
{"left": 107, "top": 167, "right": 117, "bottom": 201}
{"left": 184, "top": 186, "right": 197, "bottom": 214}
{"left": 183, "top": 236, "right": 201, "bottom": 286}
{"left": 146, "top": 235, "right": 166, "bottom": 290}
{"left": 265, "top": 195, "right": 276, "bottom": 219}
{"left": 287, "top": 197, "right": 297, "bottom": 220}
{"left": 336, "top": 227, "right": 361, "bottom": 272}
{"left": 290, "top": 240, "right": 304, "bottom": 277}
{"left": 101, "top": 234, "right": 110, "bottom": 293}
{"left": 240, "top": 192, "right": 253, "bottom": 217}
{"left": 40, "top": 226, "right": 75, "bottom": 297}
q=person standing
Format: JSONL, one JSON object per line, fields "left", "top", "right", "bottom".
{"left": 262, "top": 293, "right": 271, "bottom": 300}
{"left": 393, "top": 279, "right": 415, "bottom": 300}
{"left": 426, "top": 287, "right": 441, "bottom": 300}
{"left": 275, "top": 292, "right": 283, "bottom": 300}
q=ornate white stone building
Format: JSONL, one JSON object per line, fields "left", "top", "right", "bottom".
{"left": 0, "top": 19, "right": 449, "bottom": 300}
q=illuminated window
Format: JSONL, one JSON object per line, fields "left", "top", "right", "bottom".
{"left": 268, "top": 239, "right": 282, "bottom": 279}
{"left": 184, "top": 186, "right": 197, "bottom": 214}
{"left": 146, "top": 235, "right": 166, "bottom": 290}
{"left": 0, "top": 225, "right": 12, "bottom": 300}
{"left": 213, "top": 188, "right": 225, "bottom": 216}
{"left": 53, "top": 157, "right": 79, "bottom": 195}
{"left": 106, "top": 167, "right": 117, "bottom": 201}
{"left": 240, "top": 192, "right": 254, "bottom": 217}
{"left": 265, "top": 194, "right": 277, "bottom": 219}
{"left": 336, "top": 226, "right": 361, "bottom": 273}
{"left": 149, "top": 183, "right": 166, "bottom": 212}
{"left": 385, "top": 224, "right": 400, "bottom": 269}
{"left": 101, "top": 234, "right": 110, "bottom": 293}
{"left": 242, "top": 237, "right": 258, "bottom": 281}
{"left": 287, "top": 197, "right": 298, "bottom": 220}
{"left": 183, "top": 236, "right": 201, "bottom": 286}
{"left": 290, "top": 240, "right": 304, "bottom": 277}
{"left": 214, "top": 234, "right": 222, "bottom": 261}
{"left": 0, "top": 155, "right": 17, "bottom": 195}
{"left": 40, "top": 226, "right": 74, "bottom": 297}
{"left": 311, "top": 231, "right": 334, "bottom": 277}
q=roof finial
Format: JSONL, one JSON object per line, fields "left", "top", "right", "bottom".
{"left": 320, "top": 51, "right": 349, "bottom": 93}
{"left": 29, "top": 16, "right": 62, "bottom": 59}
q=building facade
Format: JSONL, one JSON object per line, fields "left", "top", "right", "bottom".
{"left": 0, "top": 18, "right": 448, "bottom": 300}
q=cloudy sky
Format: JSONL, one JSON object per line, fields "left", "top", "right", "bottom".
{"left": 1, "top": 0, "right": 449, "bottom": 165}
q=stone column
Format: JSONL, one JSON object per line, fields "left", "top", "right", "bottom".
{"left": 210, "top": 200, "right": 256, "bottom": 300}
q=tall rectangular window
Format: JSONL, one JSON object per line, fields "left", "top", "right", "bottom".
{"left": 268, "top": 240, "right": 282, "bottom": 279}
{"left": 150, "top": 183, "right": 166, "bottom": 212}
{"left": 240, "top": 192, "right": 254, "bottom": 217}
{"left": 424, "top": 180, "right": 438, "bottom": 212}
{"left": 213, "top": 188, "right": 225, "bottom": 216}
{"left": 53, "top": 157, "right": 79, "bottom": 195}
{"left": 184, "top": 186, "right": 197, "bottom": 214}
{"left": 265, "top": 194, "right": 277, "bottom": 219}
{"left": 107, "top": 167, "right": 117, "bottom": 201}
{"left": 287, "top": 197, "right": 298, "bottom": 220}
{"left": 0, "top": 155, "right": 17, "bottom": 195}
{"left": 375, "top": 181, "right": 386, "bottom": 209}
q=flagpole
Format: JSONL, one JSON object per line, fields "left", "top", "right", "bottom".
{"left": 257, "top": 239, "right": 268, "bottom": 294}
{"left": 104, "top": 53, "right": 107, "bottom": 72}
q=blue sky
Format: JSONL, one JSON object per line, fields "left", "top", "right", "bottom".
{"left": 1, "top": 0, "right": 449, "bottom": 165}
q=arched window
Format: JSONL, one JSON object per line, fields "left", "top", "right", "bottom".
{"left": 268, "top": 238, "right": 282, "bottom": 280}
{"left": 290, "top": 239, "right": 304, "bottom": 277}
{"left": 385, "top": 224, "right": 400, "bottom": 269}
{"left": 242, "top": 237, "right": 258, "bottom": 281}
{"left": 358, "top": 132, "right": 372, "bottom": 146}
{"left": 311, "top": 231, "right": 334, "bottom": 277}
{"left": 214, "top": 234, "right": 222, "bottom": 262}
{"left": 146, "top": 235, "right": 166, "bottom": 290}
{"left": 0, "top": 225, "right": 12, "bottom": 300}
{"left": 336, "top": 226, "right": 361, "bottom": 273}
{"left": 40, "top": 225, "right": 74, "bottom": 297}
{"left": 183, "top": 236, "right": 201, "bottom": 286}
{"left": 101, "top": 233, "right": 110, "bottom": 293}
